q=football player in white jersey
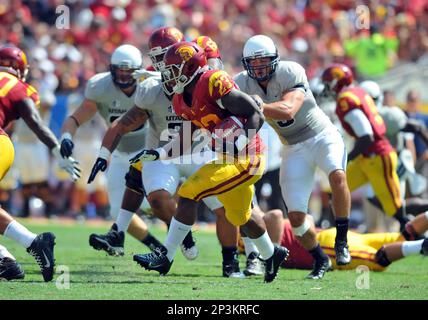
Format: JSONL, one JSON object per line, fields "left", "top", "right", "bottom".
{"left": 87, "top": 28, "right": 244, "bottom": 277}
{"left": 234, "top": 35, "right": 352, "bottom": 279}
{"left": 60, "top": 45, "right": 164, "bottom": 253}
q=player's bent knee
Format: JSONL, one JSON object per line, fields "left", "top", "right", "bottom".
{"left": 292, "top": 219, "right": 311, "bottom": 237}
{"left": 329, "top": 170, "right": 347, "bottom": 187}
{"left": 225, "top": 210, "right": 251, "bottom": 227}
{"left": 125, "top": 166, "right": 145, "bottom": 196}
{"left": 374, "top": 246, "right": 392, "bottom": 268}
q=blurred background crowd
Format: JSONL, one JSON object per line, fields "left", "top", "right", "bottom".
{"left": 1, "top": 0, "right": 428, "bottom": 232}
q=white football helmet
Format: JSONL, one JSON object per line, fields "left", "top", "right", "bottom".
{"left": 360, "top": 80, "right": 384, "bottom": 108}
{"left": 242, "top": 35, "right": 279, "bottom": 82}
{"left": 110, "top": 44, "right": 142, "bottom": 88}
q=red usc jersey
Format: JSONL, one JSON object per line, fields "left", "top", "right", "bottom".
{"left": 172, "top": 69, "right": 264, "bottom": 155}
{"left": 193, "top": 36, "right": 221, "bottom": 60}
{"left": 0, "top": 71, "right": 40, "bottom": 136}
{"left": 336, "top": 86, "right": 392, "bottom": 156}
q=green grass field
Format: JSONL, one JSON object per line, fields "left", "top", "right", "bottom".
{"left": 0, "top": 220, "right": 427, "bottom": 300}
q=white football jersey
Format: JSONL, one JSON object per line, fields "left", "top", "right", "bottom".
{"left": 84, "top": 72, "right": 148, "bottom": 153}
{"left": 234, "top": 61, "right": 333, "bottom": 145}
{"left": 134, "top": 75, "right": 184, "bottom": 148}
{"left": 378, "top": 105, "right": 408, "bottom": 151}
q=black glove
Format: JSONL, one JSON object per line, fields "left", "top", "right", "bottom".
{"left": 60, "top": 139, "right": 74, "bottom": 158}
{"left": 88, "top": 157, "right": 108, "bottom": 184}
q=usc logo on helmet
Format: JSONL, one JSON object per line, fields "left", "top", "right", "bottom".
{"left": 331, "top": 67, "right": 345, "bottom": 79}
{"left": 176, "top": 46, "right": 195, "bottom": 62}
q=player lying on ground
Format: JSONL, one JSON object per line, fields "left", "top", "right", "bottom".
{"left": 264, "top": 210, "right": 428, "bottom": 271}
{"left": 0, "top": 45, "right": 80, "bottom": 281}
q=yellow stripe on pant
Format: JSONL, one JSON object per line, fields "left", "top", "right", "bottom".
{"left": 0, "top": 134, "right": 14, "bottom": 181}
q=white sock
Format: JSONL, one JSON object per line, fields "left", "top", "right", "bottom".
{"left": 116, "top": 208, "right": 134, "bottom": 232}
{"left": 242, "top": 236, "right": 259, "bottom": 258}
{"left": 164, "top": 217, "right": 192, "bottom": 262}
{"left": 0, "top": 244, "right": 15, "bottom": 260}
{"left": 4, "top": 220, "right": 37, "bottom": 249}
{"left": 402, "top": 240, "right": 424, "bottom": 256}
{"left": 251, "top": 231, "right": 275, "bottom": 260}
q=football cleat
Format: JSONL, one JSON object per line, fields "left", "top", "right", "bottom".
{"left": 335, "top": 240, "right": 351, "bottom": 265}
{"left": 133, "top": 245, "right": 172, "bottom": 275}
{"left": 263, "top": 245, "right": 289, "bottom": 283}
{"left": 26, "top": 232, "right": 56, "bottom": 282}
{"left": 89, "top": 223, "right": 124, "bottom": 256}
{"left": 243, "top": 252, "right": 264, "bottom": 276}
{"left": 306, "top": 257, "right": 333, "bottom": 280}
{"left": 223, "top": 259, "right": 245, "bottom": 278}
{"left": 0, "top": 258, "right": 25, "bottom": 281}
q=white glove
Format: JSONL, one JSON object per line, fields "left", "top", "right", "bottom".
{"left": 132, "top": 69, "right": 161, "bottom": 82}
{"left": 52, "top": 146, "right": 81, "bottom": 181}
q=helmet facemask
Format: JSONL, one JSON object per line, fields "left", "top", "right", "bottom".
{"left": 110, "top": 64, "right": 138, "bottom": 89}
{"left": 161, "top": 61, "right": 201, "bottom": 96}
{"left": 148, "top": 46, "right": 169, "bottom": 72}
{"left": 242, "top": 54, "right": 279, "bottom": 82}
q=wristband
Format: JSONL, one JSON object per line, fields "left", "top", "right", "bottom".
{"left": 98, "top": 146, "right": 112, "bottom": 160}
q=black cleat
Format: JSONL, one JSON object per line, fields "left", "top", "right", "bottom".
{"left": 306, "top": 257, "right": 332, "bottom": 280}
{"left": 223, "top": 259, "right": 244, "bottom": 278}
{"left": 26, "top": 232, "right": 56, "bottom": 282}
{"left": 0, "top": 258, "right": 25, "bottom": 281}
{"left": 421, "top": 238, "right": 428, "bottom": 256}
{"left": 263, "top": 245, "right": 289, "bottom": 283}
{"left": 133, "top": 245, "right": 172, "bottom": 275}
{"left": 89, "top": 223, "right": 124, "bottom": 256}
{"left": 243, "top": 252, "right": 264, "bottom": 276}
{"left": 335, "top": 240, "right": 351, "bottom": 265}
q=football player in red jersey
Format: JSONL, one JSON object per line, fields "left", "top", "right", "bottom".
{"left": 88, "top": 28, "right": 246, "bottom": 277}
{"left": 130, "top": 42, "right": 289, "bottom": 283}
{"left": 321, "top": 64, "right": 414, "bottom": 234}
{"left": 0, "top": 45, "right": 80, "bottom": 281}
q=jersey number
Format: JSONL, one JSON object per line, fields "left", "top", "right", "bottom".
{"left": 0, "top": 73, "right": 18, "bottom": 98}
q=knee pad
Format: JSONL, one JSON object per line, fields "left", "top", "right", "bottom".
{"left": 292, "top": 218, "right": 311, "bottom": 237}
{"left": 225, "top": 209, "right": 251, "bottom": 227}
{"left": 374, "top": 247, "right": 391, "bottom": 267}
{"left": 125, "top": 166, "right": 145, "bottom": 196}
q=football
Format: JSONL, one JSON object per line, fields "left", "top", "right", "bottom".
{"left": 210, "top": 116, "right": 246, "bottom": 152}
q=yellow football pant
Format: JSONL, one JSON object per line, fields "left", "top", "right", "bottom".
{"left": 317, "top": 228, "right": 403, "bottom": 271}
{"left": 178, "top": 154, "right": 265, "bottom": 226}
{"left": 0, "top": 134, "right": 14, "bottom": 181}
{"left": 347, "top": 151, "right": 402, "bottom": 216}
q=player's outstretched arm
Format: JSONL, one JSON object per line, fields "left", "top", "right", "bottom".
{"left": 60, "top": 99, "right": 98, "bottom": 158}
{"left": 402, "top": 118, "right": 428, "bottom": 147}
{"left": 16, "top": 97, "right": 81, "bottom": 181}
{"left": 262, "top": 88, "right": 305, "bottom": 120}
{"left": 88, "top": 106, "right": 149, "bottom": 184}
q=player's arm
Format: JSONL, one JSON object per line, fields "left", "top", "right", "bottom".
{"left": 129, "top": 121, "right": 197, "bottom": 164}
{"left": 87, "top": 106, "right": 149, "bottom": 183}
{"left": 343, "top": 108, "right": 375, "bottom": 161}
{"left": 220, "top": 88, "right": 265, "bottom": 133}
{"left": 207, "top": 58, "right": 224, "bottom": 70}
{"left": 60, "top": 99, "right": 98, "bottom": 158}
{"left": 16, "top": 97, "right": 81, "bottom": 180}
{"left": 262, "top": 86, "right": 306, "bottom": 120}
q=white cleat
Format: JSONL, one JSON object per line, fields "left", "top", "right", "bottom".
{"left": 181, "top": 244, "right": 199, "bottom": 260}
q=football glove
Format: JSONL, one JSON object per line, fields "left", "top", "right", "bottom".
{"left": 52, "top": 146, "right": 81, "bottom": 181}
{"left": 60, "top": 133, "right": 74, "bottom": 158}
{"left": 88, "top": 158, "right": 108, "bottom": 184}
